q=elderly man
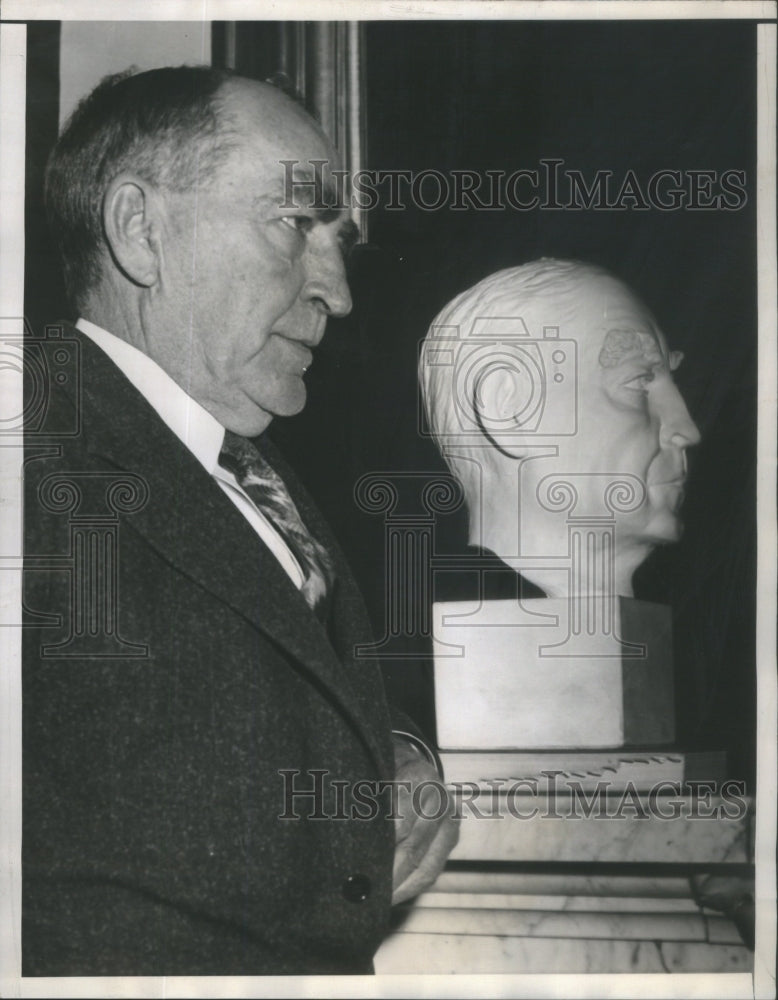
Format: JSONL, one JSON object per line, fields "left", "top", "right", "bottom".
{"left": 23, "top": 66, "right": 456, "bottom": 976}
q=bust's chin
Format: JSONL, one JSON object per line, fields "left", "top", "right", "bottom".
{"left": 629, "top": 510, "right": 685, "bottom": 548}
{"left": 642, "top": 484, "right": 687, "bottom": 541}
{"left": 471, "top": 499, "right": 685, "bottom": 600}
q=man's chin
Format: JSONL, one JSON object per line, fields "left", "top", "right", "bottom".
{"left": 236, "top": 383, "right": 307, "bottom": 433}
{"left": 271, "top": 383, "right": 308, "bottom": 418}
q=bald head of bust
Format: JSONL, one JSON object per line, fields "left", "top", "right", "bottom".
{"left": 419, "top": 258, "right": 701, "bottom": 597}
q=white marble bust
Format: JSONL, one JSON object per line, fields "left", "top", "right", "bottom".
{"left": 420, "top": 258, "right": 701, "bottom": 599}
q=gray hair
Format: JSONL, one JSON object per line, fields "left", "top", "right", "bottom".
{"left": 45, "top": 65, "right": 238, "bottom": 310}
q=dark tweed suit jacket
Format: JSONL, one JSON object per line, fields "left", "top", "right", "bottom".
{"left": 22, "top": 326, "right": 397, "bottom": 976}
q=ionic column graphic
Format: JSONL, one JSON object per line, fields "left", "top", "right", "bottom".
{"left": 353, "top": 473, "right": 463, "bottom": 658}
{"left": 37, "top": 472, "right": 149, "bottom": 657}
{"left": 536, "top": 474, "right": 646, "bottom": 657}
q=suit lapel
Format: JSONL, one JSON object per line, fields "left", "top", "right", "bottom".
{"left": 261, "top": 435, "right": 395, "bottom": 749}
{"left": 68, "top": 327, "right": 391, "bottom": 775}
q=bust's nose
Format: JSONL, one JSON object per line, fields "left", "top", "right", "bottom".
{"left": 659, "top": 383, "right": 701, "bottom": 451}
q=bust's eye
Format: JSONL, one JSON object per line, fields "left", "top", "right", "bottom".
{"left": 623, "top": 371, "right": 655, "bottom": 393}
{"left": 280, "top": 215, "right": 314, "bottom": 236}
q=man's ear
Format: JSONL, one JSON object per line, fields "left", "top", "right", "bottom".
{"left": 102, "top": 174, "right": 162, "bottom": 288}
{"left": 472, "top": 365, "right": 528, "bottom": 459}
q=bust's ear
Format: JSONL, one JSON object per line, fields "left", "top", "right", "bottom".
{"left": 472, "top": 364, "right": 527, "bottom": 459}
{"left": 102, "top": 174, "right": 162, "bottom": 288}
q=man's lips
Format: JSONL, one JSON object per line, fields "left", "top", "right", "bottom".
{"left": 273, "top": 332, "right": 315, "bottom": 371}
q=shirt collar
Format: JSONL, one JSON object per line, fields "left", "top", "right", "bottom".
{"left": 76, "top": 318, "right": 226, "bottom": 474}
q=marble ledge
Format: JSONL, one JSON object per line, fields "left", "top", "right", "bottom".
{"left": 410, "top": 890, "right": 701, "bottom": 912}
{"left": 374, "top": 932, "right": 753, "bottom": 975}
{"left": 450, "top": 803, "right": 750, "bottom": 863}
{"left": 431, "top": 870, "right": 696, "bottom": 898}
{"left": 389, "top": 905, "right": 742, "bottom": 944}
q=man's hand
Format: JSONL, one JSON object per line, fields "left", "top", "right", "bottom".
{"left": 690, "top": 873, "right": 755, "bottom": 950}
{"left": 391, "top": 739, "right": 460, "bottom": 906}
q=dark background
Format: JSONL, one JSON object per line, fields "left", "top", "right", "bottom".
{"left": 26, "top": 20, "right": 758, "bottom": 783}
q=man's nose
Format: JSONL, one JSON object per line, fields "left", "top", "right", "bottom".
{"left": 301, "top": 244, "right": 353, "bottom": 318}
{"left": 659, "top": 384, "right": 702, "bottom": 450}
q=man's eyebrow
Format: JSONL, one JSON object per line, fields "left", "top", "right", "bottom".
{"left": 258, "top": 176, "right": 345, "bottom": 212}
{"left": 279, "top": 175, "right": 346, "bottom": 212}
{"left": 336, "top": 218, "right": 360, "bottom": 257}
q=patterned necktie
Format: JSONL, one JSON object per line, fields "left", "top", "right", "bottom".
{"left": 218, "top": 430, "right": 335, "bottom": 617}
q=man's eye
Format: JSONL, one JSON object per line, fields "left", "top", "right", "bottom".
{"left": 280, "top": 216, "right": 313, "bottom": 235}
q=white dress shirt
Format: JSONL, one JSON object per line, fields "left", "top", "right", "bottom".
{"left": 77, "top": 318, "right": 304, "bottom": 589}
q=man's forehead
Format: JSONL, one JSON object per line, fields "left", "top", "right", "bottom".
{"left": 282, "top": 168, "right": 345, "bottom": 209}
{"left": 223, "top": 76, "right": 311, "bottom": 124}
{"left": 222, "top": 78, "right": 337, "bottom": 163}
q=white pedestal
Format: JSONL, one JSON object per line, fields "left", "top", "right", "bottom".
{"left": 433, "top": 597, "right": 674, "bottom": 749}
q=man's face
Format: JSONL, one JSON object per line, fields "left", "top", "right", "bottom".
{"left": 154, "top": 80, "right": 355, "bottom": 435}
{"left": 559, "top": 276, "right": 701, "bottom": 546}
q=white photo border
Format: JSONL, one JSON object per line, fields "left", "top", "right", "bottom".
{"left": 1, "top": 3, "right": 775, "bottom": 997}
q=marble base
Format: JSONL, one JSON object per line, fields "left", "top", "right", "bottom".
{"left": 375, "top": 869, "right": 753, "bottom": 975}
{"left": 433, "top": 597, "right": 674, "bottom": 749}
{"left": 375, "top": 792, "right": 754, "bottom": 975}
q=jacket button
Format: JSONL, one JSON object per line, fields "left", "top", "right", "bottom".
{"left": 342, "top": 873, "right": 371, "bottom": 903}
